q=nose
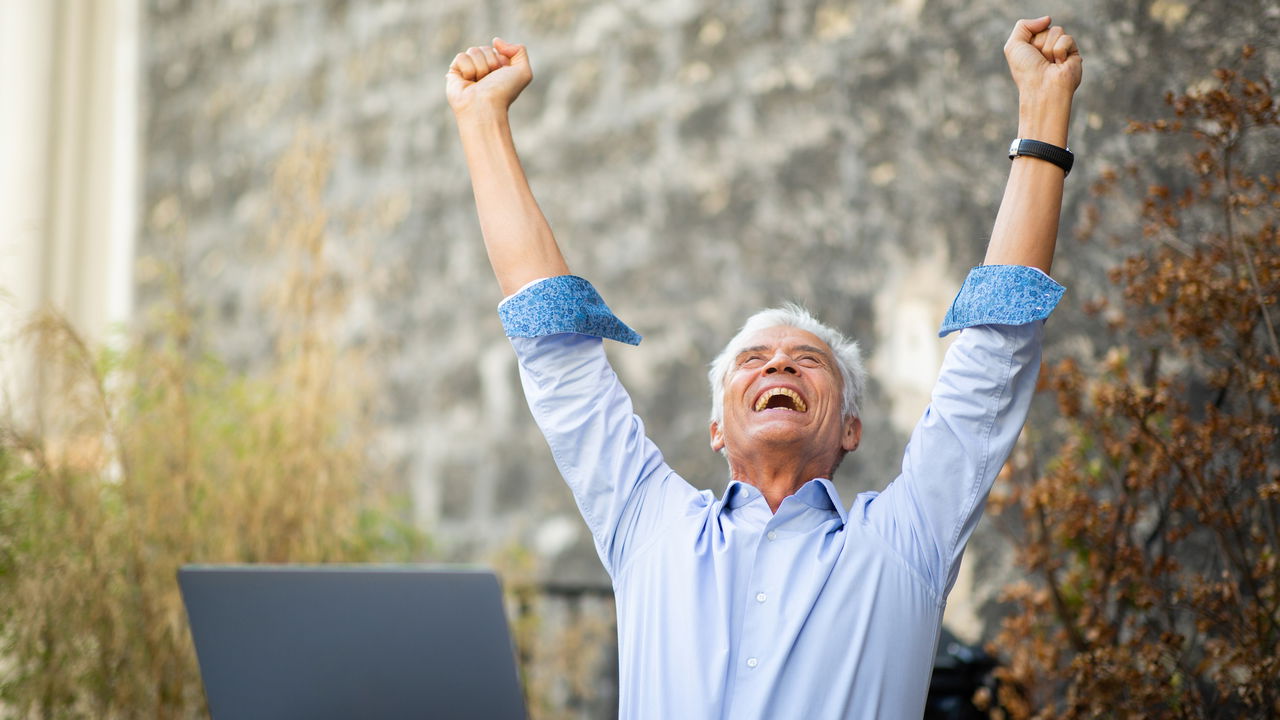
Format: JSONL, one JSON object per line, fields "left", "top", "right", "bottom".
{"left": 763, "top": 351, "right": 798, "bottom": 375}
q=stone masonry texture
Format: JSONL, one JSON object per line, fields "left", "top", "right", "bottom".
{"left": 140, "top": 0, "right": 1280, "bottom": 715}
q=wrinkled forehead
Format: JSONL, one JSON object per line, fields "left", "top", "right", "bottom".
{"left": 732, "top": 325, "right": 833, "bottom": 357}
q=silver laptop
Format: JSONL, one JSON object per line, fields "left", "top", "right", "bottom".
{"left": 178, "top": 565, "right": 527, "bottom": 720}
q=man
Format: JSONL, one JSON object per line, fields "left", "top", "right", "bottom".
{"left": 446, "top": 16, "right": 1081, "bottom": 718}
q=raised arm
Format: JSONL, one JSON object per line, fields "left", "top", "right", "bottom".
{"left": 446, "top": 38, "right": 569, "bottom": 296}
{"left": 866, "top": 19, "right": 1081, "bottom": 596}
{"left": 984, "top": 17, "right": 1083, "bottom": 273}
{"left": 446, "top": 41, "right": 699, "bottom": 578}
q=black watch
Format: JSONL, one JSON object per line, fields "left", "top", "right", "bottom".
{"left": 1008, "top": 138, "right": 1074, "bottom": 176}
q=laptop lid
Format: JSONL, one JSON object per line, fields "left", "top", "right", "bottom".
{"left": 178, "top": 565, "right": 527, "bottom": 720}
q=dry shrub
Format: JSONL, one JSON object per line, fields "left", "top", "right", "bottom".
{"left": 989, "top": 49, "right": 1280, "bottom": 719}
{"left": 0, "top": 132, "right": 423, "bottom": 719}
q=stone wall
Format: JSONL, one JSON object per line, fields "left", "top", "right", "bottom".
{"left": 140, "top": 0, "right": 1279, "bottom": 714}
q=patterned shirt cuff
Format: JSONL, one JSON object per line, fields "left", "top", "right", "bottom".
{"left": 938, "top": 265, "right": 1065, "bottom": 337}
{"left": 498, "top": 275, "right": 642, "bottom": 345}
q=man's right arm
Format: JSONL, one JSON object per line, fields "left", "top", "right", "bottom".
{"left": 446, "top": 38, "right": 569, "bottom": 296}
{"left": 447, "top": 42, "right": 703, "bottom": 577}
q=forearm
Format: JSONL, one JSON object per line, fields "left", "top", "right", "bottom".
{"left": 984, "top": 16, "right": 1082, "bottom": 274}
{"left": 983, "top": 95, "right": 1072, "bottom": 273}
{"left": 456, "top": 106, "right": 570, "bottom": 296}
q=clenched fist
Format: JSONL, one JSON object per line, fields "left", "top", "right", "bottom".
{"left": 1005, "top": 17, "right": 1083, "bottom": 102}
{"left": 445, "top": 37, "right": 533, "bottom": 118}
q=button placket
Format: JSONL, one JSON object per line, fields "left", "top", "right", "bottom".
{"left": 740, "top": 522, "right": 783, "bottom": 677}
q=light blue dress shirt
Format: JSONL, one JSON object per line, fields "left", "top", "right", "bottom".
{"left": 499, "top": 267, "right": 1064, "bottom": 719}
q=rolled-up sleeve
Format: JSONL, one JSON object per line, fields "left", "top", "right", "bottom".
{"left": 938, "top": 264, "right": 1065, "bottom": 336}
{"left": 499, "top": 275, "right": 642, "bottom": 344}
{"left": 867, "top": 265, "right": 1064, "bottom": 597}
{"left": 502, "top": 277, "right": 700, "bottom": 579}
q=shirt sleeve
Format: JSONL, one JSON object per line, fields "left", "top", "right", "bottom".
{"left": 502, "top": 276, "right": 703, "bottom": 579}
{"left": 862, "top": 265, "right": 1064, "bottom": 599}
{"left": 937, "top": 264, "right": 1064, "bottom": 336}
{"left": 499, "top": 274, "right": 642, "bottom": 344}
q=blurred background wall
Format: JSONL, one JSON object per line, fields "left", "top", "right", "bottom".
{"left": 4, "top": 0, "right": 1278, "bottom": 716}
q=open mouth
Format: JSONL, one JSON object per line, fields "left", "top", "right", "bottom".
{"left": 754, "top": 387, "right": 807, "bottom": 413}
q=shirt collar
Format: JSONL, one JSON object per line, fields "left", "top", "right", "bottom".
{"left": 720, "top": 478, "right": 848, "bottom": 526}
{"left": 722, "top": 479, "right": 760, "bottom": 511}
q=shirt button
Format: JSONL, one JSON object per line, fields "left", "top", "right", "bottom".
{"left": 746, "top": 657, "right": 759, "bottom": 669}
{"left": 766, "top": 531, "right": 777, "bottom": 541}
{"left": 755, "top": 592, "right": 767, "bottom": 603}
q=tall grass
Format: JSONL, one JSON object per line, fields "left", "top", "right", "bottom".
{"left": 0, "top": 132, "right": 423, "bottom": 719}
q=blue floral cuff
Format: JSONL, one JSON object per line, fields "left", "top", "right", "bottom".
{"left": 938, "top": 265, "right": 1065, "bottom": 337}
{"left": 499, "top": 275, "right": 642, "bottom": 345}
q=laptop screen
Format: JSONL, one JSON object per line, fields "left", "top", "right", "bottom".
{"left": 179, "top": 565, "right": 527, "bottom": 720}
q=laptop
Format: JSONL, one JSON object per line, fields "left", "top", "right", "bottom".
{"left": 178, "top": 565, "right": 527, "bottom": 720}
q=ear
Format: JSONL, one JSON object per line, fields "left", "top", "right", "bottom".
{"left": 710, "top": 420, "right": 725, "bottom": 452}
{"left": 841, "top": 416, "right": 862, "bottom": 453}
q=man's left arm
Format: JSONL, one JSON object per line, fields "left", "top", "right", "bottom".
{"left": 985, "top": 16, "right": 1082, "bottom": 271}
{"left": 864, "top": 18, "right": 1081, "bottom": 597}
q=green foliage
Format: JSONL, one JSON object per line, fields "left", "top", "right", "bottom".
{"left": 0, "top": 133, "right": 425, "bottom": 719}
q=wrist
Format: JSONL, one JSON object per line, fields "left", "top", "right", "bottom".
{"left": 1017, "top": 94, "right": 1073, "bottom": 147}
{"left": 453, "top": 101, "right": 511, "bottom": 129}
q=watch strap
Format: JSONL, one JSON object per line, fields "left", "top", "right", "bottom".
{"left": 1008, "top": 138, "right": 1074, "bottom": 176}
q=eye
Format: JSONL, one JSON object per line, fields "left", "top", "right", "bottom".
{"left": 798, "top": 355, "right": 822, "bottom": 367}
{"left": 740, "top": 355, "right": 765, "bottom": 368}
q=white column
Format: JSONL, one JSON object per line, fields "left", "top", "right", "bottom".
{"left": 0, "top": 0, "right": 138, "bottom": 423}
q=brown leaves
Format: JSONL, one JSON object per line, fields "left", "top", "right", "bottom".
{"left": 991, "top": 49, "right": 1280, "bottom": 718}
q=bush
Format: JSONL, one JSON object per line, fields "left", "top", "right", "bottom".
{"left": 990, "top": 49, "right": 1280, "bottom": 719}
{"left": 0, "top": 133, "right": 423, "bottom": 719}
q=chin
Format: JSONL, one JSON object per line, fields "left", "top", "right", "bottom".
{"left": 747, "top": 424, "right": 814, "bottom": 446}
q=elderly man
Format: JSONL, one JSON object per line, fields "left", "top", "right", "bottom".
{"left": 447, "top": 16, "right": 1081, "bottom": 718}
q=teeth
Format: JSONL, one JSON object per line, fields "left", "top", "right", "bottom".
{"left": 754, "top": 387, "right": 806, "bottom": 412}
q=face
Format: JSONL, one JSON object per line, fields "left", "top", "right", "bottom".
{"left": 710, "top": 326, "right": 861, "bottom": 468}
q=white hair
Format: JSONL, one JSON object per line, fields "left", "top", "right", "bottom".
{"left": 708, "top": 303, "right": 867, "bottom": 425}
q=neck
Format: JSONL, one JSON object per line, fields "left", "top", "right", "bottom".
{"left": 727, "top": 447, "right": 839, "bottom": 513}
